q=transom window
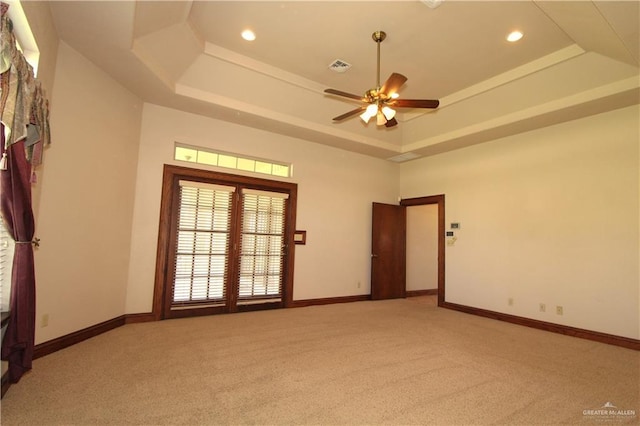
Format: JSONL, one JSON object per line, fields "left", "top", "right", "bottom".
{"left": 174, "top": 143, "right": 292, "bottom": 178}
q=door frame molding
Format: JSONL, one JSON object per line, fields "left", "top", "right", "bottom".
{"left": 153, "top": 164, "right": 298, "bottom": 320}
{"left": 400, "top": 195, "right": 445, "bottom": 306}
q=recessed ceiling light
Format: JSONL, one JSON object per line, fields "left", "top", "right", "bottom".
{"left": 506, "top": 30, "right": 523, "bottom": 43}
{"left": 241, "top": 29, "right": 256, "bottom": 41}
{"left": 420, "top": 0, "right": 443, "bottom": 9}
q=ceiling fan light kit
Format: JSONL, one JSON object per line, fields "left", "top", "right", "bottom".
{"left": 382, "top": 106, "right": 396, "bottom": 120}
{"left": 324, "top": 31, "right": 439, "bottom": 128}
{"left": 360, "top": 104, "right": 378, "bottom": 123}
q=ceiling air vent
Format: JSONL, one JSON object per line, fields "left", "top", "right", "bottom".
{"left": 328, "top": 59, "right": 352, "bottom": 73}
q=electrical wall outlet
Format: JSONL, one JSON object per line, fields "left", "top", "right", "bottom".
{"left": 508, "top": 298, "right": 514, "bottom": 306}
{"left": 556, "top": 306, "right": 563, "bottom": 315}
{"left": 539, "top": 303, "right": 546, "bottom": 312}
{"left": 41, "top": 314, "right": 49, "bottom": 328}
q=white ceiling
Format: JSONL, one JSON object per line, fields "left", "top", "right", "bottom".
{"left": 48, "top": 1, "right": 639, "bottom": 161}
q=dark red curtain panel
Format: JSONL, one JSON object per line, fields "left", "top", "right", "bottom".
{"left": 0, "top": 124, "right": 36, "bottom": 383}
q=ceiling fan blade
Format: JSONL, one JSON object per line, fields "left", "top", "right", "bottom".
{"left": 379, "top": 73, "right": 408, "bottom": 97}
{"left": 384, "top": 117, "right": 398, "bottom": 128}
{"left": 325, "top": 88, "right": 366, "bottom": 102}
{"left": 391, "top": 99, "right": 440, "bottom": 109}
{"left": 332, "top": 106, "right": 366, "bottom": 121}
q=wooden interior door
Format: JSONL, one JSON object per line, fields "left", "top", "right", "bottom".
{"left": 371, "top": 202, "right": 406, "bottom": 300}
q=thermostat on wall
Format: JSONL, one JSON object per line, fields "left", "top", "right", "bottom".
{"left": 451, "top": 223, "right": 460, "bottom": 229}
{"left": 446, "top": 231, "right": 455, "bottom": 237}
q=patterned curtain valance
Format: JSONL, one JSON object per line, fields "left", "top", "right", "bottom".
{"left": 0, "top": 1, "right": 50, "bottom": 174}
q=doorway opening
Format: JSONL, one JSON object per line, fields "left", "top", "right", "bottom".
{"left": 370, "top": 195, "right": 445, "bottom": 306}
{"left": 406, "top": 204, "right": 439, "bottom": 297}
{"left": 401, "top": 195, "right": 445, "bottom": 306}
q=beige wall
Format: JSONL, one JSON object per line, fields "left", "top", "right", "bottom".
{"left": 125, "top": 104, "right": 400, "bottom": 313}
{"left": 34, "top": 41, "right": 142, "bottom": 344}
{"left": 401, "top": 105, "right": 640, "bottom": 339}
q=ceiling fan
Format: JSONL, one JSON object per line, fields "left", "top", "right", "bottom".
{"left": 324, "top": 31, "right": 439, "bottom": 128}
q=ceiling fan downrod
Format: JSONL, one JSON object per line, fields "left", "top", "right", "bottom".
{"left": 372, "top": 31, "right": 386, "bottom": 91}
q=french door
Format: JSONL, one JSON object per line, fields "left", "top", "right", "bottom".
{"left": 154, "top": 165, "right": 297, "bottom": 319}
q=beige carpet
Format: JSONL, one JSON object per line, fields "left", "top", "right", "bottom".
{"left": 1, "top": 297, "right": 638, "bottom": 425}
